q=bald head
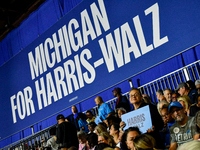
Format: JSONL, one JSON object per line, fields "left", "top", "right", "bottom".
{"left": 95, "top": 96, "right": 104, "bottom": 106}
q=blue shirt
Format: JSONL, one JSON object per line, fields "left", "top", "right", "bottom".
{"left": 78, "top": 119, "right": 89, "bottom": 133}
{"left": 98, "top": 103, "right": 113, "bottom": 120}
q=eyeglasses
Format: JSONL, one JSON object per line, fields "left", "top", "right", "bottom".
{"left": 196, "top": 87, "right": 200, "bottom": 90}
{"left": 129, "top": 93, "right": 140, "bottom": 98}
{"left": 170, "top": 108, "right": 182, "bottom": 114}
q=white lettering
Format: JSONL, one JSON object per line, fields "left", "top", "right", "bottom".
{"left": 80, "top": 49, "right": 96, "bottom": 84}
{"left": 54, "top": 66, "right": 68, "bottom": 99}
{"left": 90, "top": 0, "right": 110, "bottom": 36}
{"left": 99, "top": 28, "right": 124, "bottom": 72}
{"left": 133, "top": 15, "right": 153, "bottom": 55}
{"left": 121, "top": 22, "right": 141, "bottom": 63}
{"left": 145, "top": 3, "right": 168, "bottom": 48}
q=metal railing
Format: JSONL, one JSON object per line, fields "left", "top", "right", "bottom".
{"left": 1, "top": 60, "right": 200, "bottom": 150}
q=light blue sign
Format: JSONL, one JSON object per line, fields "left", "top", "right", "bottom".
{"left": 121, "top": 105, "right": 152, "bottom": 133}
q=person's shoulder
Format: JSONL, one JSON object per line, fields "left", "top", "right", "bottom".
{"left": 170, "top": 122, "right": 179, "bottom": 131}
{"left": 102, "top": 102, "right": 109, "bottom": 107}
{"left": 187, "top": 116, "right": 195, "bottom": 122}
{"left": 189, "top": 89, "right": 198, "bottom": 95}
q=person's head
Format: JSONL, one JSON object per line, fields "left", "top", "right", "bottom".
{"left": 95, "top": 143, "right": 111, "bottom": 150}
{"left": 95, "top": 96, "right": 104, "bottom": 106}
{"left": 186, "top": 80, "right": 196, "bottom": 90}
{"left": 71, "top": 105, "right": 78, "bottom": 114}
{"left": 160, "top": 104, "right": 174, "bottom": 124}
{"left": 106, "top": 116, "right": 120, "bottom": 127}
{"left": 195, "top": 79, "right": 200, "bottom": 94}
{"left": 109, "top": 123, "right": 119, "bottom": 136}
{"left": 56, "top": 114, "right": 65, "bottom": 124}
{"left": 177, "top": 82, "right": 190, "bottom": 96}
{"left": 95, "top": 124, "right": 107, "bottom": 135}
{"left": 177, "top": 139, "right": 200, "bottom": 150}
{"left": 122, "top": 127, "right": 141, "bottom": 150}
{"left": 168, "top": 101, "right": 185, "bottom": 122}
{"left": 195, "top": 94, "right": 200, "bottom": 107}
{"left": 163, "top": 88, "right": 172, "bottom": 103}
{"left": 117, "top": 108, "right": 126, "bottom": 119}
{"left": 133, "top": 134, "right": 156, "bottom": 150}
{"left": 98, "top": 132, "right": 116, "bottom": 148}
{"left": 77, "top": 131, "right": 87, "bottom": 144}
{"left": 87, "top": 133, "right": 98, "bottom": 149}
{"left": 112, "top": 87, "right": 122, "bottom": 97}
{"left": 129, "top": 88, "right": 143, "bottom": 105}
{"left": 86, "top": 110, "right": 94, "bottom": 120}
{"left": 142, "top": 94, "right": 152, "bottom": 104}
{"left": 177, "top": 95, "right": 192, "bottom": 113}
{"left": 87, "top": 122, "right": 97, "bottom": 133}
{"left": 157, "top": 100, "right": 168, "bottom": 115}
{"left": 172, "top": 92, "right": 180, "bottom": 102}
{"left": 156, "top": 89, "right": 164, "bottom": 101}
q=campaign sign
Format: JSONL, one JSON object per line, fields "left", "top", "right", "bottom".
{"left": 1, "top": 0, "right": 200, "bottom": 140}
{"left": 121, "top": 105, "right": 152, "bottom": 133}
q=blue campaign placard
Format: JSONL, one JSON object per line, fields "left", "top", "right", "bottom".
{"left": 1, "top": 0, "right": 200, "bottom": 139}
{"left": 121, "top": 105, "right": 152, "bottom": 133}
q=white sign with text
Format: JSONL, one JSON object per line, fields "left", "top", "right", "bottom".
{"left": 121, "top": 105, "right": 152, "bottom": 133}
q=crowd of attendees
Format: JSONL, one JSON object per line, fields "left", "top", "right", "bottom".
{"left": 40, "top": 80, "right": 200, "bottom": 150}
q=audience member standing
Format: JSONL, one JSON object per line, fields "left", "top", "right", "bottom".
{"left": 56, "top": 114, "right": 79, "bottom": 150}
{"left": 129, "top": 88, "right": 165, "bottom": 149}
{"left": 112, "top": 87, "right": 131, "bottom": 112}
{"left": 66, "top": 105, "right": 81, "bottom": 131}
{"left": 44, "top": 127, "right": 59, "bottom": 150}
{"left": 95, "top": 96, "right": 114, "bottom": 121}
{"left": 168, "top": 101, "right": 199, "bottom": 150}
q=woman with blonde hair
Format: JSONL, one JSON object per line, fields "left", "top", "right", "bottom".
{"left": 98, "top": 132, "right": 116, "bottom": 148}
{"left": 177, "top": 140, "right": 200, "bottom": 150}
{"left": 133, "top": 134, "right": 156, "bottom": 150}
{"left": 157, "top": 100, "right": 168, "bottom": 115}
{"left": 177, "top": 95, "right": 192, "bottom": 116}
{"left": 94, "top": 123, "right": 107, "bottom": 135}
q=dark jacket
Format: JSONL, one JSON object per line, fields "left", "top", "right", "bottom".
{"left": 116, "top": 95, "right": 131, "bottom": 112}
{"left": 137, "top": 102, "right": 165, "bottom": 149}
{"left": 56, "top": 121, "right": 79, "bottom": 148}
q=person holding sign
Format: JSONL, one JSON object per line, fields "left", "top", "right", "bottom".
{"left": 128, "top": 88, "right": 165, "bottom": 149}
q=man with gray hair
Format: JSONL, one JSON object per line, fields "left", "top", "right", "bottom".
{"left": 156, "top": 89, "right": 166, "bottom": 102}
{"left": 163, "top": 88, "right": 172, "bottom": 103}
{"left": 195, "top": 79, "right": 200, "bottom": 94}
{"left": 177, "top": 82, "right": 197, "bottom": 104}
